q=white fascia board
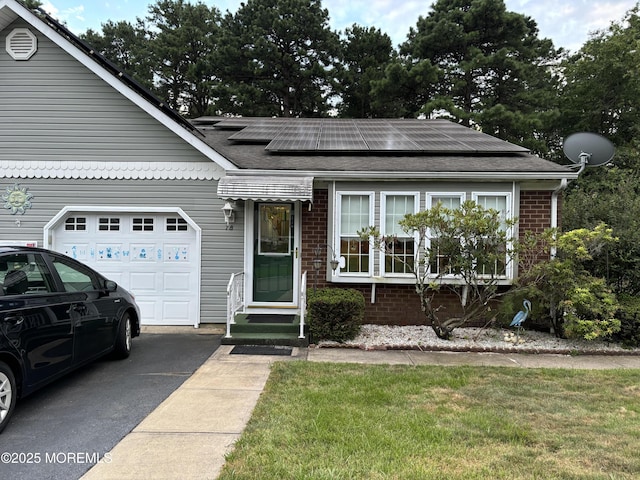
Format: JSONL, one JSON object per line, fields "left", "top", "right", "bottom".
{"left": 3, "top": 1, "right": 237, "bottom": 172}
{"left": 230, "top": 169, "right": 580, "bottom": 182}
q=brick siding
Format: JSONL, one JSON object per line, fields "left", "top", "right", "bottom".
{"left": 302, "top": 188, "right": 557, "bottom": 326}
{"left": 519, "top": 190, "right": 556, "bottom": 236}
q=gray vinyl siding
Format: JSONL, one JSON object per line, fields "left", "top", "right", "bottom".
{"left": 0, "top": 19, "right": 242, "bottom": 324}
{"left": 0, "top": 178, "right": 245, "bottom": 324}
{"left": 0, "top": 19, "right": 207, "bottom": 164}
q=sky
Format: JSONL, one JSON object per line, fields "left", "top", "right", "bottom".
{"left": 39, "top": 0, "right": 638, "bottom": 53}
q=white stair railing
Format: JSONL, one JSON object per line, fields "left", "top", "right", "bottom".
{"left": 226, "top": 272, "right": 244, "bottom": 338}
{"left": 299, "top": 271, "right": 307, "bottom": 339}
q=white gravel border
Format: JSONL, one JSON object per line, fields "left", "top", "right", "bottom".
{"left": 315, "top": 324, "right": 640, "bottom": 355}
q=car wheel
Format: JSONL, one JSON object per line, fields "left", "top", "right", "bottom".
{"left": 113, "top": 313, "right": 132, "bottom": 359}
{"left": 0, "top": 362, "right": 17, "bottom": 434}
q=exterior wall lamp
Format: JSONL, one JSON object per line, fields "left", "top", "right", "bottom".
{"left": 221, "top": 200, "right": 236, "bottom": 226}
{"left": 312, "top": 243, "right": 340, "bottom": 292}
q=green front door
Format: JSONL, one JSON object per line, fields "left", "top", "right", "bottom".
{"left": 253, "top": 203, "right": 294, "bottom": 302}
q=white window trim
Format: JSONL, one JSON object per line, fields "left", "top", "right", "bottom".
{"left": 426, "top": 191, "right": 467, "bottom": 209}
{"left": 334, "top": 191, "right": 374, "bottom": 279}
{"left": 64, "top": 217, "right": 87, "bottom": 232}
{"left": 472, "top": 191, "right": 514, "bottom": 280}
{"left": 425, "top": 192, "right": 466, "bottom": 279}
{"left": 380, "top": 192, "right": 420, "bottom": 278}
{"left": 472, "top": 192, "right": 513, "bottom": 215}
{"left": 329, "top": 189, "right": 517, "bottom": 285}
{"left": 98, "top": 217, "right": 121, "bottom": 232}
{"left": 131, "top": 217, "right": 155, "bottom": 233}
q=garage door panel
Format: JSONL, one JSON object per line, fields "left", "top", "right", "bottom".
{"left": 131, "top": 244, "right": 158, "bottom": 262}
{"left": 52, "top": 213, "right": 199, "bottom": 326}
{"left": 61, "top": 244, "right": 90, "bottom": 261}
{"left": 131, "top": 272, "right": 158, "bottom": 292}
{"left": 96, "top": 244, "right": 123, "bottom": 261}
{"left": 162, "top": 301, "right": 191, "bottom": 321}
{"left": 164, "top": 244, "right": 190, "bottom": 262}
{"left": 108, "top": 271, "right": 125, "bottom": 285}
{"left": 163, "top": 272, "right": 191, "bottom": 292}
{"left": 136, "top": 301, "right": 157, "bottom": 323}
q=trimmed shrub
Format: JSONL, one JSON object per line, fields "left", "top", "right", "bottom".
{"left": 307, "top": 288, "right": 365, "bottom": 342}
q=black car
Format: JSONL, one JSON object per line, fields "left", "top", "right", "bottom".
{"left": 0, "top": 246, "right": 141, "bottom": 433}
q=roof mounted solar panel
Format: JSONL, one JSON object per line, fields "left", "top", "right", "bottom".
{"left": 421, "top": 124, "right": 530, "bottom": 153}
{"left": 453, "top": 131, "right": 529, "bottom": 153}
{"left": 403, "top": 129, "right": 474, "bottom": 152}
{"left": 220, "top": 118, "right": 531, "bottom": 154}
{"left": 358, "top": 124, "right": 421, "bottom": 151}
{"left": 228, "top": 125, "right": 285, "bottom": 142}
{"left": 268, "top": 124, "right": 321, "bottom": 151}
{"left": 214, "top": 118, "right": 260, "bottom": 129}
{"left": 316, "top": 123, "right": 368, "bottom": 150}
{"left": 268, "top": 138, "right": 319, "bottom": 151}
{"left": 409, "top": 139, "right": 475, "bottom": 152}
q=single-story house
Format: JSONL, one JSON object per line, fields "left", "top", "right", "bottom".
{"left": 0, "top": 0, "right": 578, "bottom": 342}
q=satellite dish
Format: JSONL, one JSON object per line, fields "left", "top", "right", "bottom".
{"left": 563, "top": 132, "right": 615, "bottom": 172}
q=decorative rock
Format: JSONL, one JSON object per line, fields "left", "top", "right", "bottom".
{"left": 317, "top": 324, "right": 640, "bottom": 355}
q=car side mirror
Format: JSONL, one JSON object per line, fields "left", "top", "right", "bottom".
{"left": 104, "top": 280, "right": 117, "bottom": 292}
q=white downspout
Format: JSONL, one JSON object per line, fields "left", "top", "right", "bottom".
{"left": 551, "top": 178, "right": 568, "bottom": 257}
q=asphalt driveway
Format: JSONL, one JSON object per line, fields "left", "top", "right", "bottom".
{"left": 0, "top": 330, "right": 221, "bottom": 480}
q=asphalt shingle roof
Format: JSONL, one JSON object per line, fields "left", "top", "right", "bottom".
{"left": 195, "top": 118, "right": 574, "bottom": 175}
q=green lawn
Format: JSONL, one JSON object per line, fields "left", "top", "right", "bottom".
{"left": 218, "top": 362, "right": 640, "bottom": 480}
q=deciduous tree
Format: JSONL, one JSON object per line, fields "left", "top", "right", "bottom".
{"left": 510, "top": 224, "right": 620, "bottom": 340}
{"left": 559, "top": 6, "right": 640, "bottom": 146}
{"left": 361, "top": 200, "right": 518, "bottom": 340}
{"left": 561, "top": 6, "right": 640, "bottom": 295}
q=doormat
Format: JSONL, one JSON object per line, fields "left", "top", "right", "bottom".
{"left": 246, "top": 314, "right": 296, "bottom": 324}
{"left": 230, "top": 345, "right": 293, "bottom": 356}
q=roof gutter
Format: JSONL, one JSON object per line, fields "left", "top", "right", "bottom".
{"left": 225, "top": 169, "right": 580, "bottom": 182}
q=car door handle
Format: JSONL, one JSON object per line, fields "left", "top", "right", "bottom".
{"left": 5, "top": 315, "right": 24, "bottom": 326}
{"left": 71, "top": 304, "right": 88, "bottom": 315}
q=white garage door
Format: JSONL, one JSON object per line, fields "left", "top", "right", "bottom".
{"left": 51, "top": 212, "right": 200, "bottom": 326}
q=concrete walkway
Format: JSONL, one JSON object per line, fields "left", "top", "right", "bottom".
{"left": 81, "top": 344, "right": 640, "bottom": 480}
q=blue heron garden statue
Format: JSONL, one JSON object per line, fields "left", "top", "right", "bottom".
{"left": 509, "top": 299, "right": 531, "bottom": 343}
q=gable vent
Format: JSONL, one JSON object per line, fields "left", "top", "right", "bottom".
{"left": 6, "top": 28, "right": 38, "bottom": 61}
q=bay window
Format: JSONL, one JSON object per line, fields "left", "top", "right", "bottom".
{"left": 331, "top": 187, "right": 515, "bottom": 283}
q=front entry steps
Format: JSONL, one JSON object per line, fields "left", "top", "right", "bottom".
{"left": 222, "top": 313, "right": 309, "bottom": 347}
